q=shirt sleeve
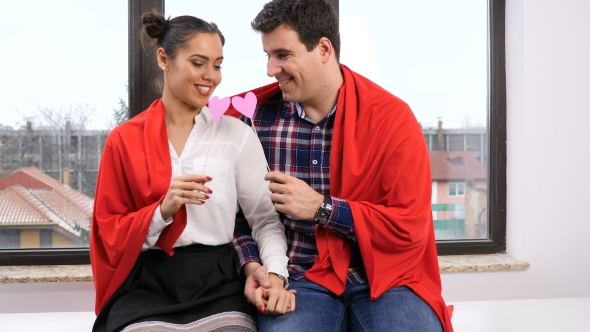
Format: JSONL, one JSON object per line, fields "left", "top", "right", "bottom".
{"left": 142, "top": 204, "right": 173, "bottom": 250}
{"left": 320, "top": 196, "right": 356, "bottom": 241}
{"left": 231, "top": 208, "right": 263, "bottom": 274}
{"left": 234, "top": 127, "right": 289, "bottom": 280}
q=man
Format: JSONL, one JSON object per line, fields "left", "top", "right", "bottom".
{"left": 230, "top": 0, "right": 453, "bottom": 330}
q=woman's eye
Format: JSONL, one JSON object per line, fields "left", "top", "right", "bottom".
{"left": 215, "top": 65, "right": 223, "bottom": 70}
{"left": 192, "top": 62, "right": 203, "bottom": 67}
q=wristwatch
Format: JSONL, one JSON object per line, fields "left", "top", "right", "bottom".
{"left": 314, "top": 195, "right": 333, "bottom": 225}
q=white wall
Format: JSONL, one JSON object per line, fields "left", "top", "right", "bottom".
{"left": 3, "top": 0, "right": 590, "bottom": 314}
{"left": 441, "top": 0, "right": 590, "bottom": 302}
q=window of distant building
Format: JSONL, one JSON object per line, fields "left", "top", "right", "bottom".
{"left": 449, "top": 183, "right": 466, "bottom": 197}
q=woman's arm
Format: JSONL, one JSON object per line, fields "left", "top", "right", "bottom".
{"left": 233, "top": 127, "right": 294, "bottom": 313}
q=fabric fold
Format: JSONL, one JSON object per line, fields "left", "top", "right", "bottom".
{"left": 91, "top": 99, "right": 188, "bottom": 313}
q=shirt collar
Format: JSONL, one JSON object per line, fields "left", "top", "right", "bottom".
{"left": 281, "top": 102, "right": 337, "bottom": 119}
{"left": 199, "top": 105, "right": 213, "bottom": 124}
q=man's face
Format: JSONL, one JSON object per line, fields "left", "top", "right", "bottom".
{"left": 262, "top": 24, "right": 322, "bottom": 105}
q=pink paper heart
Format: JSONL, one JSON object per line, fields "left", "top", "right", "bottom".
{"left": 208, "top": 96, "right": 231, "bottom": 122}
{"left": 232, "top": 92, "right": 257, "bottom": 119}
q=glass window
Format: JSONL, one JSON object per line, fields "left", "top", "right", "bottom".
{"left": 340, "top": 0, "right": 489, "bottom": 241}
{"left": 0, "top": 0, "right": 127, "bottom": 251}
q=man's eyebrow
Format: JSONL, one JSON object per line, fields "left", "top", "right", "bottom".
{"left": 267, "top": 48, "right": 292, "bottom": 54}
{"left": 189, "top": 54, "right": 224, "bottom": 61}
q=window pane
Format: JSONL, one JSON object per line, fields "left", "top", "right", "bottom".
{"left": 0, "top": 0, "right": 127, "bottom": 249}
{"left": 340, "top": 0, "right": 489, "bottom": 240}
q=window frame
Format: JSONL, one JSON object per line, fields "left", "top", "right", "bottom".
{"left": 438, "top": 0, "right": 506, "bottom": 255}
{"left": 0, "top": 0, "right": 506, "bottom": 265}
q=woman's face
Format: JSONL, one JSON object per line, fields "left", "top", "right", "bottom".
{"left": 163, "top": 33, "right": 223, "bottom": 109}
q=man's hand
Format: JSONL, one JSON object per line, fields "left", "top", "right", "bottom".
{"left": 243, "top": 262, "right": 296, "bottom": 314}
{"left": 255, "top": 274, "right": 296, "bottom": 314}
{"left": 265, "top": 171, "right": 324, "bottom": 220}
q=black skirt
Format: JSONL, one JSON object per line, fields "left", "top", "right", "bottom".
{"left": 93, "top": 243, "right": 256, "bottom": 332}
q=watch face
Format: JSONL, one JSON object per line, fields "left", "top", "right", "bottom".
{"left": 318, "top": 203, "right": 333, "bottom": 222}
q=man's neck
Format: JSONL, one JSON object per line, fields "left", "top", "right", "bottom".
{"left": 300, "top": 65, "right": 344, "bottom": 122}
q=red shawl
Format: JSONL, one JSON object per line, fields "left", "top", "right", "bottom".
{"left": 228, "top": 64, "right": 453, "bottom": 331}
{"left": 90, "top": 99, "right": 188, "bottom": 314}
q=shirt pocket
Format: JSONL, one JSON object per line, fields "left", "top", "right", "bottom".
{"left": 192, "top": 158, "right": 230, "bottom": 203}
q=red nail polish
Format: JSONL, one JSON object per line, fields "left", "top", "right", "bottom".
{"left": 257, "top": 305, "right": 264, "bottom": 313}
{"left": 204, "top": 195, "right": 209, "bottom": 199}
{"left": 208, "top": 189, "right": 213, "bottom": 194}
{"left": 206, "top": 176, "right": 213, "bottom": 181}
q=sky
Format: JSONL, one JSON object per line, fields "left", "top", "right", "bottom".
{"left": 0, "top": 0, "right": 487, "bottom": 130}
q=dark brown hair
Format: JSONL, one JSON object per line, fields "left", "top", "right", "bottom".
{"left": 251, "top": 0, "right": 340, "bottom": 60}
{"left": 142, "top": 11, "right": 225, "bottom": 59}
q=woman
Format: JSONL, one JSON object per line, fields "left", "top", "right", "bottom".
{"left": 90, "top": 11, "right": 293, "bottom": 332}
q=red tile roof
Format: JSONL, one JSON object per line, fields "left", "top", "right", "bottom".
{"left": 0, "top": 167, "right": 92, "bottom": 237}
{"left": 430, "top": 151, "right": 487, "bottom": 181}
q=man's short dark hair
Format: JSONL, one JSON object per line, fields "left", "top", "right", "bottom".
{"left": 251, "top": 0, "right": 340, "bottom": 61}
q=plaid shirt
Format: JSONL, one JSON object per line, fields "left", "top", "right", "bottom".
{"left": 232, "top": 92, "right": 367, "bottom": 285}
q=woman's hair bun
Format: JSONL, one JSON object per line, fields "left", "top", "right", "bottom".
{"left": 142, "top": 11, "right": 168, "bottom": 40}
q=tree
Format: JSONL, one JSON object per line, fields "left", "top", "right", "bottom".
{"left": 112, "top": 97, "right": 129, "bottom": 126}
{"left": 111, "top": 84, "right": 129, "bottom": 126}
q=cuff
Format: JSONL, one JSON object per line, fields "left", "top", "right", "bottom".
{"left": 149, "top": 205, "right": 173, "bottom": 235}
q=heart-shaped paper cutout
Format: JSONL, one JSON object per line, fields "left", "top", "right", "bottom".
{"left": 208, "top": 96, "right": 231, "bottom": 122}
{"left": 232, "top": 92, "right": 257, "bottom": 119}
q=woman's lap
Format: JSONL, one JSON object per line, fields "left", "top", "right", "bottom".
{"left": 94, "top": 244, "right": 256, "bottom": 332}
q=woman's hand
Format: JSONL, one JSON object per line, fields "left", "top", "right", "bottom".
{"left": 255, "top": 273, "right": 296, "bottom": 315}
{"left": 160, "top": 174, "right": 212, "bottom": 219}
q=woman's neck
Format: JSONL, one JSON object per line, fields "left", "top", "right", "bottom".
{"left": 161, "top": 93, "right": 204, "bottom": 156}
{"left": 161, "top": 93, "right": 202, "bottom": 128}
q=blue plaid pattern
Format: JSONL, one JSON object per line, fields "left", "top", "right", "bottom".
{"left": 231, "top": 92, "right": 367, "bottom": 285}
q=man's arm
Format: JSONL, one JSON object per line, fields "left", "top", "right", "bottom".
{"left": 231, "top": 209, "right": 262, "bottom": 275}
{"left": 264, "top": 173, "right": 356, "bottom": 241}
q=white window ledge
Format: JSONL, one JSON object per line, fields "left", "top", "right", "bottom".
{"left": 0, "top": 254, "right": 529, "bottom": 283}
{"left": 439, "top": 254, "right": 529, "bottom": 272}
{"left": 0, "top": 265, "right": 92, "bottom": 283}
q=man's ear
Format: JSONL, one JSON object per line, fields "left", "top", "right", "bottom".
{"left": 317, "top": 37, "right": 334, "bottom": 63}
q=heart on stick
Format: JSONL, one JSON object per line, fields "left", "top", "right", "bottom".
{"left": 232, "top": 92, "right": 257, "bottom": 119}
{"left": 208, "top": 96, "right": 231, "bottom": 122}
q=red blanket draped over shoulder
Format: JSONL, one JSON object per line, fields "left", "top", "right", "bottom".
{"left": 90, "top": 100, "right": 188, "bottom": 314}
{"left": 228, "top": 64, "right": 453, "bottom": 331}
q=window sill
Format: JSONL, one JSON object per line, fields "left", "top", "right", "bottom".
{"left": 0, "top": 254, "right": 529, "bottom": 283}
{"left": 439, "top": 254, "right": 529, "bottom": 272}
{"left": 0, "top": 265, "right": 92, "bottom": 283}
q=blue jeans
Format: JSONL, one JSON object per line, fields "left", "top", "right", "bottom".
{"left": 257, "top": 278, "right": 442, "bottom": 332}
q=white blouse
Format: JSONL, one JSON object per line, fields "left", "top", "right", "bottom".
{"left": 143, "top": 106, "right": 288, "bottom": 278}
